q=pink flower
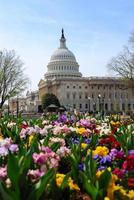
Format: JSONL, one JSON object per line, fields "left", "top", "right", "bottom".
{"left": 9, "top": 144, "right": 19, "bottom": 153}
{"left": 57, "top": 146, "right": 70, "bottom": 157}
{"left": 33, "top": 153, "right": 47, "bottom": 165}
{"left": 28, "top": 169, "right": 44, "bottom": 183}
{"left": 41, "top": 146, "right": 52, "bottom": 153}
{"left": 0, "top": 166, "right": 7, "bottom": 181}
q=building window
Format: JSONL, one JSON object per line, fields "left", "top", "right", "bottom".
{"left": 73, "top": 93, "right": 76, "bottom": 99}
{"left": 122, "top": 103, "right": 125, "bottom": 111}
{"left": 85, "top": 93, "right": 88, "bottom": 99}
{"left": 67, "top": 85, "right": 69, "bottom": 88}
{"left": 67, "top": 93, "right": 70, "bottom": 99}
{"left": 73, "top": 86, "right": 76, "bottom": 89}
{"left": 105, "top": 103, "right": 108, "bottom": 111}
{"left": 85, "top": 104, "right": 88, "bottom": 109}
{"left": 79, "top": 95, "right": 81, "bottom": 99}
{"left": 79, "top": 86, "right": 81, "bottom": 89}
{"left": 31, "top": 94, "right": 35, "bottom": 101}
{"left": 98, "top": 85, "right": 100, "bottom": 89}
{"left": 128, "top": 104, "right": 131, "bottom": 110}
{"left": 92, "top": 93, "right": 94, "bottom": 98}
{"left": 73, "top": 104, "right": 76, "bottom": 109}
{"left": 109, "top": 93, "right": 111, "bottom": 98}
{"left": 85, "top": 86, "right": 87, "bottom": 89}
{"left": 79, "top": 104, "right": 82, "bottom": 109}
{"left": 92, "top": 86, "right": 94, "bottom": 89}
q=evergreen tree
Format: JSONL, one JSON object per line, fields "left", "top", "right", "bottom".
{"left": 41, "top": 93, "right": 60, "bottom": 109}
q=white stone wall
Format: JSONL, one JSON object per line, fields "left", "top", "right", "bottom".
{"left": 52, "top": 78, "right": 134, "bottom": 113}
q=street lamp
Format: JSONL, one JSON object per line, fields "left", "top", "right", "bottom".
{"left": 16, "top": 96, "right": 19, "bottom": 118}
{"left": 8, "top": 97, "right": 10, "bottom": 115}
{"left": 88, "top": 96, "right": 91, "bottom": 113}
{"left": 98, "top": 94, "right": 101, "bottom": 113}
{"left": 93, "top": 101, "right": 96, "bottom": 116}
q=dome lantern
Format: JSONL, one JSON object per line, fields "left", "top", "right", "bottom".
{"left": 60, "top": 28, "right": 67, "bottom": 49}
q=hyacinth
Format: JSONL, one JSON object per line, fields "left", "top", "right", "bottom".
{"left": 42, "top": 120, "right": 50, "bottom": 125}
{"left": 93, "top": 146, "right": 109, "bottom": 157}
{"left": 53, "top": 125, "right": 71, "bottom": 135}
{"left": 57, "top": 146, "right": 70, "bottom": 157}
{"left": 109, "top": 149, "right": 125, "bottom": 160}
{"left": 9, "top": 144, "right": 19, "bottom": 153}
{"left": 19, "top": 126, "right": 37, "bottom": 139}
{"left": 49, "top": 137, "right": 65, "bottom": 146}
{"left": 0, "top": 166, "right": 7, "bottom": 181}
{"left": 58, "top": 114, "right": 68, "bottom": 123}
{"left": 7, "top": 121, "right": 16, "bottom": 128}
{"left": 0, "top": 138, "right": 18, "bottom": 156}
{"left": 79, "top": 119, "right": 91, "bottom": 128}
{"left": 33, "top": 146, "right": 60, "bottom": 169}
{"left": 27, "top": 169, "right": 44, "bottom": 183}
{"left": 39, "top": 127, "right": 48, "bottom": 136}
{"left": 71, "top": 137, "right": 80, "bottom": 144}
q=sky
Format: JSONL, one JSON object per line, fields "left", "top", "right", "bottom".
{"left": 0, "top": 0, "right": 134, "bottom": 90}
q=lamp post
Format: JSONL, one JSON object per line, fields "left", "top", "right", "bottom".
{"left": 93, "top": 102, "right": 96, "bottom": 117}
{"left": 98, "top": 94, "right": 101, "bottom": 113}
{"left": 88, "top": 96, "right": 91, "bottom": 113}
{"left": 102, "top": 96, "right": 105, "bottom": 119}
{"left": 8, "top": 96, "right": 10, "bottom": 115}
{"left": 16, "top": 96, "right": 19, "bottom": 118}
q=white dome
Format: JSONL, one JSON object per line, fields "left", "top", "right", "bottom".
{"left": 50, "top": 48, "right": 76, "bottom": 62}
{"left": 45, "top": 29, "right": 82, "bottom": 79}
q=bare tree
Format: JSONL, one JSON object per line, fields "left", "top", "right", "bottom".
{"left": 107, "top": 35, "right": 134, "bottom": 92}
{"left": 0, "top": 49, "right": 29, "bottom": 109}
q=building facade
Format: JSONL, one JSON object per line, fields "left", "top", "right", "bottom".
{"left": 38, "top": 29, "right": 134, "bottom": 113}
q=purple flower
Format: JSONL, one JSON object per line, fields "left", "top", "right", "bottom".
{"left": 78, "top": 163, "right": 85, "bottom": 171}
{"left": 129, "top": 150, "right": 134, "bottom": 155}
{"left": 100, "top": 155, "right": 111, "bottom": 164}
{"left": 93, "top": 155, "right": 100, "bottom": 160}
{"left": 58, "top": 114, "right": 68, "bottom": 123}
{"left": 33, "top": 152, "right": 47, "bottom": 165}
{"left": 71, "top": 137, "right": 80, "bottom": 144}
{"left": 98, "top": 166, "right": 106, "bottom": 171}
{"left": 84, "top": 138, "right": 91, "bottom": 144}
{"left": 109, "top": 148, "right": 124, "bottom": 160}
{"left": 0, "top": 147, "right": 8, "bottom": 156}
{"left": 79, "top": 119, "right": 91, "bottom": 128}
{"left": 9, "top": 144, "right": 19, "bottom": 153}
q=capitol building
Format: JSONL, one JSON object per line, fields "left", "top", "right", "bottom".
{"left": 9, "top": 29, "right": 134, "bottom": 114}
{"left": 38, "top": 29, "right": 134, "bottom": 113}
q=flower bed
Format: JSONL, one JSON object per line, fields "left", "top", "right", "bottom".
{"left": 0, "top": 114, "right": 134, "bottom": 200}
